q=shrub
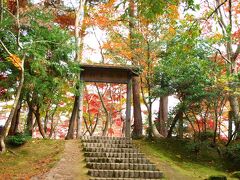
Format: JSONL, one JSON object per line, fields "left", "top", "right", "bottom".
{"left": 6, "top": 133, "right": 31, "bottom": 147}
{"left": 231, "top": 171, "right": 240, "bottom": 178}
{"left": 207, "top": 175, "right": 227, "bottom": 180}
{"left": 186, "top": 141, "right": 201, "bottom": 155}
{"left": 199, "top": 130, "right": 215, "bottom": 141}
{"left": 224, "top": 143, "right": 240, "bottom": 170}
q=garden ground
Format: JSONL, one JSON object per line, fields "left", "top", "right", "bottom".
{"left": 0, "top": 138, "right": 238, "bottom": 179}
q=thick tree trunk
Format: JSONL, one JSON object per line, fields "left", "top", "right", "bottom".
{"left": 129, "top": 0, "right": 143, "bottom": 139}
{"left": 132, "top": 77, "right": 143, "bottom": 139}
{"left": 0, "top": 67, "right": 24, "bottom": 153}
{"left": 73, "top": 0, "right": 86, "bottom": 138}
{"left": 66, "top": 96, "right": 79, "bottom": 140}
{"left": 8, "top": 100, "right": 21, "bottom": 136}
{"left": 34, "top": 106, "right": 46, "bottom": 138}
{"left": 156, "top": 96, "right": 168, "bottom": 137}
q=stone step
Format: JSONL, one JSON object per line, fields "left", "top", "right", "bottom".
{"left": 90, "top": 178, "right": 161, "bottom": 180}
{"left": 84, "top": 152, "right": 144, "bottom": 158}
{"left": 90, "top": 177, "right": 162, "bottom": 180}
{"left": 83, "top": 147, "right": 139, "bottom": 153}
{"left": 82, "top": 136, "right": 131, "bottom": 141}
{"left": 81, "top": 136, "right": 164, "bottom": 179}
{"left": 85, "top": 157, "right": 150, "bottom": 164}
{"left": 82, "top": 143, "right": 133, "bottom": 148}
{"left": 82, "top": 139, "right": 132, "bottom": 144}
{"left": 87, "top": 162, "right": 157, "bottom": 171}
{"left": 88, "top": 169, "right": 163, "bottom": 179}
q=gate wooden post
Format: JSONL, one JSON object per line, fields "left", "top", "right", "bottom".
{"left": 77, "top": 79, "right": 84, "bottom": 138}
{"left": 125, "top": 78, "right": 132, "bottom": 138}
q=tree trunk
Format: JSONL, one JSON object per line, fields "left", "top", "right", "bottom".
{"left": 0, "top": 67, "right": 24, "bottom": 153}
{"left": 213, "top": 115, "right": 218, "bottom": 144}
{"left": 49, "top": 117, "right": 54, "bottom": 138}
{"left": 147, "top": 103, "right": 153, "bottom": 139}
{"left": 44, "top": 108, "right": 49, "bottom": 134}
{"left": 8, "top": 100, "right": 21, "bottom": 136}
{"left": 49, "top": 106, "right": 57, "bottom": 138}
{"left": 66, "top": 96, "right": 79, "bottom": 139}
{"left": 26, "top": 105, "right": 34, "bottom": 136}
{"left": 0, "top": 0, "right": 3, "bottom": 22}
{"left": 102, "top": 114, "right": 110, "bottom": 136}
{"left": 178, "top": 112, "right": 183, "bottom": 139}
{"left": 229, "top": 96, "right": 239, "bottom": 138}
{"left": 95, "top": 83, "right": 110, "bottom": 136}
{"left": 132, "top": 77, "right": 143, "bottom": 139}
{"left": 129, "top": 0, "right": 143, "bottom": 139}
{"left": 77, "top": 89, "right": 84, "bottom": 138}
{"left": 34, "top": 106, "right": 46, "bottom": 138}
{"left": 90, "top": 114, "right": 99, "bottom": 136}
{"left": 184, "top": 112, "right": 197, "bottom": 141}
{"left": 228, "top": 111, "right": 233, "bottom": 141}
{"left": 167, "top": 109, "right": 183, "bottom": 138}
{"left": 156, "top": 96, "right": 168, "bottom": 137}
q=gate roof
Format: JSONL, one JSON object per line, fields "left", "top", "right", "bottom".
{"left": 80, "top": 64, "right": 140, "bottom": 84}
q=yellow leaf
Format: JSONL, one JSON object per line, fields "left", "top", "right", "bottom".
{"left": 7, "top": 54, "right": 22, "bottom": 70}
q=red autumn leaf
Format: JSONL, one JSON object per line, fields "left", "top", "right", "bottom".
{"left": 55, "top": 13, "right": 75, "bottom": 28}
{"left": 88, "top": 108, "right": 99, "bottom": 115}
{"left": 115, "top": 118, "right": 122, "bottom": 126}
{"left": 108, "top": 128, "right": 114, "bottom": 135}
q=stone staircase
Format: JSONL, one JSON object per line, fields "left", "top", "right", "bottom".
{"left": 81, "top": 136, "right": 163, "bottom": 180}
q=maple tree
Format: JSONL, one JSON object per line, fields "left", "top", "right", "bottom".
{"left": 88, "top": 0, "right": 184, "bottom": 138}
{"left": 202, "top": 0, "right": 240, "bottom": 144}
{"left": 82, "top": 83, "right": 126, "bottom": 137}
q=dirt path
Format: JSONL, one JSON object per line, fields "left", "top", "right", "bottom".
{"left": 32, "top": 140, "right": 89, "bottom": 180}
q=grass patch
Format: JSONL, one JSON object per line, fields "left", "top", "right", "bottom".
{"left": 134, "top": 138, "right": 238, "bottom": 180}
{"left": 0, "top": 139, "right": 65, "bottom": 179}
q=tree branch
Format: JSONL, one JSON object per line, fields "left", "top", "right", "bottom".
{"left": 92, "top": 26, "right": 105, "bottom": 63}
{"left": 215, "top": 0, "right": 227, "bottom": 35}
{"left": 16, "top": 0, "right": 22, "bottom": 50}
{"left": 214, "top": 47, "right": 231, "bottom": 64}
{"left": 206, "top": 0, "right": 227, "bottom": 20}
{"left": 0, "top": 39, "right": 12, "bottom": 56}
{"left": 140, "top": 76, "right": 149, "bottom": 111}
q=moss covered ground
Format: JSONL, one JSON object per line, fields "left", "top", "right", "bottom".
{"left": 134, "top": 138, "right": 238, "bottom": 180}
